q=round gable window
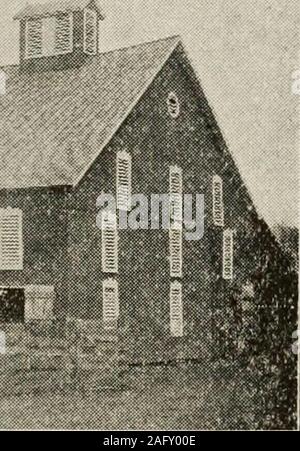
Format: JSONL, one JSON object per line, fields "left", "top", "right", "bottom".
{"left": 167, "top": 92, "right": 180, "bottom": 118}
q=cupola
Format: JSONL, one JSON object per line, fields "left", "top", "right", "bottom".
{"left": 14, "top": 0, "right": 104, "bottom": 71}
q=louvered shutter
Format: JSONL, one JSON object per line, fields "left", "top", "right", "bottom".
{"left": 102, "top": 211, "right": 118, "bottom": 273}
{"left": 42, "top": 17, "right": 56, "bottom": 56}
{"left": 223, "top": 229, "right": 234, "bottom": 280}
{"left": 213, "top": 175, "right": 224, "bottom": 227}
{"left": 24, "top": 286, "right": 54, "bottom": 322}
{"left": 170, "top": 166, "right": 183, "bottom": 227}
{"left": 103, "top": 279, "right": 119, "bottom": 329}
{"left": 170, "top": 281, "right": 183, "bottom": 337}
{"left": 0, "top": 208, "right": 23, "bottom": 271}
{"left": 170, "top": 229, "right": 182, "bottom": 278}
{"left": 26, "top": 18, "right": 43, "bottom": 58}
{"left": 117, "top": 151, "right": 132, "bottom": 211}
{"left": 55, "top": 13, "right": 73, "bottom": 54}
{"left": 84, "top": 9, "right": 97, "bottom": 55}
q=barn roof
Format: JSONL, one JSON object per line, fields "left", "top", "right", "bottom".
{"left": 14, "top": 0, "right": 104, "bottom": 20}
{"left": 0, "top": 35, "right": 180, "bottom": 190}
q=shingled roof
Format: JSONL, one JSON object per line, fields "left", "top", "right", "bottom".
{"left": 0, "top": 36, "right": 180, "bottom": 190}
{"left": 14, "top": 0, "right": 104, "bottom": 20}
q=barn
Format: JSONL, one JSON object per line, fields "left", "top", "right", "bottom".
{"left": 0, "top": 0, "right": 286, "bottom": 368}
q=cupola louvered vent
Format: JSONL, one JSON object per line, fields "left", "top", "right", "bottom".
{"left": 55, "top": 13, "right": 73, "bottom": 54}
{"left": 15, "top": 1, "right": 104, "bottom": 69}
{"left": 25, "top": 18, "right": 43, "bottom": 58}
{"left": 84, "top": 8, "right": 97, "bottom": 55}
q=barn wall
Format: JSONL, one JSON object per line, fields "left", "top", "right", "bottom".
{"left": 0, "top": 187, "right": 69, "bottom": 318}
{"left": 69, "top": 47, "right": 261, "bottom": 363}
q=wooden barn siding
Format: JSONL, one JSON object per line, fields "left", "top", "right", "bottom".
{"left": 68, "top": 48, "right": 260, "bottom": 363}
{"left": 0, "top": 187, "right": 69, "bottom": 318}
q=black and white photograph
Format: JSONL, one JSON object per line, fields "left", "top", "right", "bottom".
{"left": 0, "top": 0, "right": 298, "bottom": 432}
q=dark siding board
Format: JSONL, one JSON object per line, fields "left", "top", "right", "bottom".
{"left": 69, "top": 49, "right": 260, "bottom": 363}
{"left": 0, "top": 188, "right": 68, "bottom": 317}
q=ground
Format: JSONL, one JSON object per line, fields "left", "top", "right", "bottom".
{"left": 0, "top": 362, "right": 259, "bottom": 430}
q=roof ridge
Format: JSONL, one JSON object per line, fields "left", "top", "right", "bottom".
{"left": 14, "top": 0, "right": 103, "bottom": 21}
{"left": 99, "top": 35, "right": 181, "bottom": 55}
{"left": 0, "top": 35, "right": 181, "bottom": 70}
{"left": 0, "top": 32, "right": 181, "bottom": 190}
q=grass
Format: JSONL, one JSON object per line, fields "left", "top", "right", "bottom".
{"left": 0, "top": 362, "right": 259, "bottom": 430}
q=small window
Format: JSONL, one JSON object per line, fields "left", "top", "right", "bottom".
{"left": 213, "top": 175, "right": 224, "bottom": 227}
{"left": 117, "top": 151, "right": 132, "bottom": 211}
{"left": 0, "top": 70, "right": 6, "bottom": 95}
{"left": 167, "top": 92, "right": 180, "bottom": 118}
{"left": 170, "top": 281, "right": 183, "bottom": 337}
{"left": 103, "top": 279, "right": 119, "bottom": 330}
{"left": 223, "top": 229, "right": 234, "bottom": 280}
{"left": 24, "top": 285, "right": 54, "bottom": 322}
{"left": 102, "top": 211, "right": 118, "bottom": 274}
{"left": 84, "top": 8, "right": 97, "bottom": 55}
{"left": 0, "top": 208, "right": 23, "bottom": 271}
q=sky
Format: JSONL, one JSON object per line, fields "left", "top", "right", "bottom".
{"left": 0, "top": 0, "right": 299, "bottom": 227}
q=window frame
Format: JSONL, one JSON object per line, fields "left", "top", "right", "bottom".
{"left": 24, "top": 285, "right": 54, "bottom": 322}
{"left": 54, "top": 12, "right": 73, "bottom": 55}
{"left": 0, "top": 285, "right": 54, "bottom": 324}
{"left": 25, "top": 17, "right": 43, "bottom": 59}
